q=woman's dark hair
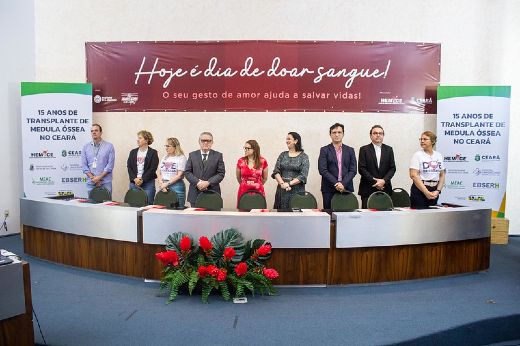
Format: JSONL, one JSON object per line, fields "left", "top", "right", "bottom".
{"left": 288, "top": 132, "right": 303, "bottom": 152}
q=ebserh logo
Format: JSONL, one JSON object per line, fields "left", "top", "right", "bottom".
{"left": 121, "top": 93, "right": 138, "bottom": 104}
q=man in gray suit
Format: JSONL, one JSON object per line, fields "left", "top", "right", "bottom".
{"left": 184, "top": 132, "right": 226, "bottom": 206}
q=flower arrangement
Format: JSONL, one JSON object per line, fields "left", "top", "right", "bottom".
{"left": 156, "top": 228, "right": 278, "bottom": 304}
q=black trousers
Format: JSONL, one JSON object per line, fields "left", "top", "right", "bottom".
{"left": 410, "top": 184, "right": 439, "bottom": 209}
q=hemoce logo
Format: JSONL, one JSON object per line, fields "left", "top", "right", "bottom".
{"left": 444, "top": 154, "right": 467, "bottom": 162}
{"left": 30, "top": 150, "right": 54, "bottom": 158}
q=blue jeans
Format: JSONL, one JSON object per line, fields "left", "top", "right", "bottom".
{"left": 163, "top": 179, "right": 186, "bottom": 208}
{"left": 86, "top": 182, "right": 112, "bottom": 199}
{"left": 129, "top": 180, "right": 156, "bottom": 205}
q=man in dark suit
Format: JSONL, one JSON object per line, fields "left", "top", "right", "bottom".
{"left": 358, "top": 125, "right": 396, "bottom": 208}
{"left": 184, "top": 132, "right": 226, "bottom": 206}
{"left": 318, "top": 123, "right": 357, "bottom": 209}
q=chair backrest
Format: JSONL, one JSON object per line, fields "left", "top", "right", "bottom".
{"left": 367, "top": 191, "right": 394, "bottom": 211}
{"left": 124, "top": 187, "right": 148, "bottom": 207}
{"left": 237, "top": 190, "right": 267, "bottom": 210}
{"left": 331, "top": 192, "right": 359, "bottom": 211}
{"left": 391, "top": 188, "right": 411, "bottom": 208}
{"left": 154, "top": 190, "right": 179, "bottom": 208}
{"left": 195, "top": 191, "right": 223, "bottom": 210}
{"left": 290, "top": 191, "right": 318, "bottom": 209}
{"left": 88, "top": 186, "right": 111, "bottom": 203}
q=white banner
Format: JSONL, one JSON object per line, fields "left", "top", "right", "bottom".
{"left": 437, "top": 86, "right": 510, "bottom": 217}
{"left": 21, "top": 82, "right": 92, "bottom": 198}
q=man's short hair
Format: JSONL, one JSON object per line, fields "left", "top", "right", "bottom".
{"left": 329, "top": 123, "right": 344, "bottom": 134}
{"left": 370, "top": 125, "right": 384, "bottom": 135}
{"left": 199, "top": 132, "right": 213, "bottom": 140}
{"left": 92, "top": 124, "right": 102, "bottom": 132}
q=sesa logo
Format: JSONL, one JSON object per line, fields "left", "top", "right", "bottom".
{"left": 62, "top": 150, "right": 81, "bottom": 158}
{"left": 475, "top": 154, "right": 481, "bottom": 162}
{"left": 468, "top": 195, "right": 485, "bottom": 202}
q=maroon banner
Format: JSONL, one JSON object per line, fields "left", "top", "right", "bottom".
{"left": 86, "top": 41, "right": 440, "bottom": 113}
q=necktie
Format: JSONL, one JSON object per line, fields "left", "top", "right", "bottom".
{"left": 202, "top": 153, "right": 207, "bottom": 166}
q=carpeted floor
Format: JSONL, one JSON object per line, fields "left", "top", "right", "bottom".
{"left": 1, "top": 234, "right": 519, "bottom": 346}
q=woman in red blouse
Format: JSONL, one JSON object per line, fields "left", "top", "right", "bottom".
{"left": 236, "top": 140, "right": 268, "bottom": 206}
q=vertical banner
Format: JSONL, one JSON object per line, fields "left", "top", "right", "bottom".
{"left": 437, "top": 86, "right": 511, "bottom": 217}
{"left": 21, "top": 82, "right": 93, "bottom": 198}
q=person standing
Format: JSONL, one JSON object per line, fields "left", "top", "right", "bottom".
{"left": 272, "top": 132, "right": 309, "bottom": 209}
{"left": 82, "top": 124, "right": 115, "bottom": 196}
{"left": 318, "top": 123, "right": 357, "bottom": 210}
{"left": 236, "top": 140, "right": 268, "bottom": 206}
{"left": 127, "top": 130, "right": 159, "bottom": 205}
{"left": 157, "top": 137, "right": 187, "bottom": 208}
{"left": 184, "top": 132, "right": 226, "bottom": 206}
{"left": 358, "top": 125, "right": 396, "bottom": 208}
{"left": 409, "top": 131, "right": 445, "bottom": 209}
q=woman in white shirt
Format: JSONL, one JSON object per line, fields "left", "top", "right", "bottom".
{"left": 157, "top": 137, "right": 187, "bottom": 208}
{"left": 409, "top": 131, "right": 446, "bottom": 209}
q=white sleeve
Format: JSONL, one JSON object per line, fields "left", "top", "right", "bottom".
{"left": 409, "top": 152, "right": 421, "bottom": 170}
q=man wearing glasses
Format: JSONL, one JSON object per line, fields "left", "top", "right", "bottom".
{"left": 184, "top": 132, "right": 226, "bottom": 206}
{"left": 358, "top": 125, "right": 396, "bottom": 208}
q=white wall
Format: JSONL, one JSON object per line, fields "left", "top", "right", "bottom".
{"left": 0, "top": 0, "right": 35, "bottom": 236}
{"left": 7, "top": 0, "right": 518, "bottom": 233}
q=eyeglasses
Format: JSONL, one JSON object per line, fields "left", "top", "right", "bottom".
{"left": 372, "top": 132, "right": 384, "bottom": 136}
{"left": 164, "top": 145, "right": 173, "bottom": 148}
{"left": 419, "top": 138, "right": 431, "bottom": 141}
{"left": 243, "top": 147, "right": 253, "bottom": 151}
{"left": 200, "top": 139, "right": 213, "bottom": 143}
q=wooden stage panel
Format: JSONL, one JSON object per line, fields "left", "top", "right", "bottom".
{"left": 142, "top": 244, "right": 329, "bottom": 285}
{"left": 23, "top": 226, "right": 144, "bottom": 278}
{"left": 328, "top": 237, "right": 490, "bottom": 285}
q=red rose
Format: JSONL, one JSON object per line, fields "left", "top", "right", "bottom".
{"left": 198, "top": 266, "right": 208, "bottom": 277}
{"left": 207, "top": 265, "right": 219, "bottom": 277}
{"left": 217, "top": 269, "right": 227, "bottom": 281}
{"left": 263, "top": 268, "right": 279, "bottom": 280}
{"left": 155, "top": 250, "right": 179, "bottom": 267}
{"left": 234, "top": 262, "right": 248, "bottom": 276}
{"left": 257, "top": 244, "right": 272, "bottom": 256}
{"left": 223, "top": 247, "right": 236, "bottom": 260}
{"left": 199, "top": 236, "right": 212, "bottom": 251}
{"left": 180, "top": 236, "right": 191, "bottom": 251}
